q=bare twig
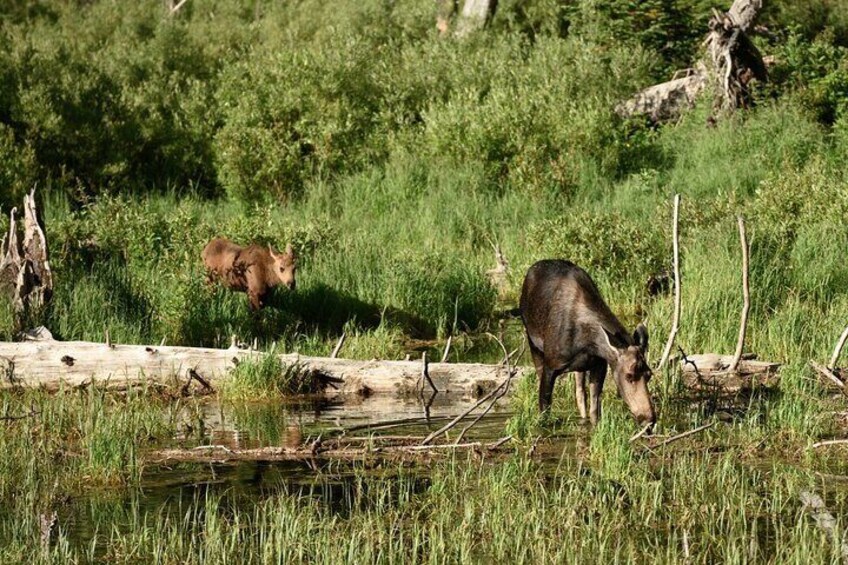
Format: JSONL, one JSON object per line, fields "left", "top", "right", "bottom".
{"left": 729, "top": 215, "right": 750, "bottom": 373}
{"left": 419, "top": 351, "right": 438, "bottom": 394}
{"left": 330, "top": 332, "right": 346, "bottom": 359}
{"left": 193, "top": 444, "right": 234, "bottom": 454}
{"left": 629, "top": 423, "right": 653, "bottom": 443}
{"left": 654, "top": 422, "right": 714, "bottom": 448}
{"left": 441, "top": 335, "right": 452, "bottom": 363}
{"left": 812, "top": 439, "right": 848, "bottom": 448}
{"left": 488, "top": 435, "right": 513, "bottom": 449}
{"left": 453, "top": 333, "right": 517, "bottom": 445}
{"left": 659, "top": 194, "right": 682, "bottom": 370}
{"left": 678, "top": 345, "right": 703, "bottom": 378}
{"left": 830, "top": 325, "right": 848, "bottom": 370}
{"left": 188, "top": 368, "right": 214, "bottom": 392}
{"left": 421, "top": 381, "right": 507, "bottom": 446}
{"left": 168, "top": 0, "right": 189, "bottom": 15}
{"left": 340, "top": 416, "right": 454, "bottom": 435}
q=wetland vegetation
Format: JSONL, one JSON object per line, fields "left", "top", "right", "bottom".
{"left": 1, "top": 0, "right": 848, "bottom": 562}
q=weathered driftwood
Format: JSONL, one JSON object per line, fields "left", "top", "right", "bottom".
{"left": 617, "top": 0, "right": 766, "bottom": 122}
{"left": 679, "top": 353, "right": 780, "bottom": 390}
{"left": 0, "top": 334, "right": 514, "bottom": 398}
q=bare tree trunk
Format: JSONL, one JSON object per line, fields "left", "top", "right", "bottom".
{"left": 0, "top": 189, "right": 53, "bottom": 328}
{"left": 454, "top": 0, "right": 497, "bottom": 37}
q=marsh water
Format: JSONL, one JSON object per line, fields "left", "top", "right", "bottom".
{"left": 28, "top": 391, "right": 848, "bottom": 561}
{"left": 57, "top": 394, "right": 516, "bottom": 555}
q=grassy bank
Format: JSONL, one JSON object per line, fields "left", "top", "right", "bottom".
{"left": 1, "top": 0, "right": 848, "bottom": 561}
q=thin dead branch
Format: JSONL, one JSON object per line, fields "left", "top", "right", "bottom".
{"left": 812, "top": 439, "right": 848, "bottom": 449}
{"left": 453, "top": 333, "right": 517, "bottom": 445}
{"left": 330, "top": 332, "right": 346, "bottom": 359}
{"left": 441, "top": 335, "right": 452, "bottom": 363}
{"left": 830, "top": 325, "right": 848, "bottom": 370}
{"left": 419, "top": 351, "right": 438, "bottom": 395}
{"left": 654, "top": 422, "right": 715, "bottom": 448}
{"left": 629, "top": 423, "right": 654, "bottom": 443}
{"left": 729, "top": 215, "right": 750, "bottom": 373}
{"left": 659, "top": 194, "right": 682, "bottom": 370}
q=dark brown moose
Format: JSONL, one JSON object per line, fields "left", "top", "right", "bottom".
{"left": 519, "top": 260, "right": 655, "bottom": 427}
{"left": 202, "top": 237, "right": 297, "bottom": 311}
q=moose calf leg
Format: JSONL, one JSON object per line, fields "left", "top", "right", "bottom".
{"left": 574, "top": 372, "right": 588, "bottom": 420}
{"left": 588, "top": 365, "right": 606, "bottom": 425}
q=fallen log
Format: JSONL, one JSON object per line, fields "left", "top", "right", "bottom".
{"left": 0, "top": 333, "right": 516, "bottom": 398}
{"left": 679, "top": 353, "right": 780, "bottom": 391}
{"left": 147, "top": 436, "right": 513, "bottom": 465}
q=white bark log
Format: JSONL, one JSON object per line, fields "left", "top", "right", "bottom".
{"left": 0, "top": 336, "right": 516, "bottom": 398}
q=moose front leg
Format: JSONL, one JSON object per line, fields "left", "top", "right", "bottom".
{"left": 575, "top": 372, "right": 588, "bottom": 420}
{"left": 247, "top": 289, "right": 265, "bottom": 311}
{"left": 588, "top": 363, "right": 607, "bottom": 425}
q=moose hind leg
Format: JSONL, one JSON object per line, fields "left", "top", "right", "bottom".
{"left": 539, "top": 366, "right": 559, "bottom": 413}
{"left": 588, "top": 363, "right": 607, "bottom": 425}
{"left": 575, "top": 372, "right": 588, "bottom": 420}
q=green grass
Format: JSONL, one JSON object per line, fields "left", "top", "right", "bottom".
{"left": 1, "top": 0, "right": 848, "bottom": 561}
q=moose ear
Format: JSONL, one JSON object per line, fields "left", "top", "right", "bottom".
{"left": 633, "top": 323, "right": 649, "bottom": 352}
{"left": 268, "top": 245, "right": 278, "bottom": 259}
{"left": 600, "top": 326, "right": 625, "bottom": 354}
{"left": 284, "top": 243, "right": 294, "bottom": 256}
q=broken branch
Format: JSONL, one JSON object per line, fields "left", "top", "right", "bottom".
{"left": 729, "top": 215, "right": 750, "bottom": 373}
{"left": 830, "top": 325, "right": 848, "bottom": 370}
{"left": 659, "top": 194, "right": 682, "bottom": 370}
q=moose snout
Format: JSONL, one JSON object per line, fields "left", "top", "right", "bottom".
{"left": 635, "top": 410, "right": 656, "bottom": 431}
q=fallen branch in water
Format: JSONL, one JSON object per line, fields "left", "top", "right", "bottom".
{"left": 147, "top": 434, "right": 514, "bottom": 464}
{"left": 424, "top": 333, "right": 518, "bottom": 446}
{"left": 653, "top": 422, "right": 715, "bottom": 449}
{"left": 453, "top": 333, "right": 518, "bottom": 445}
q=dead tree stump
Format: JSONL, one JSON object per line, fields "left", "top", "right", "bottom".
{"left": 617, "top": 0, "right": 767, "bottom": 123}
{"left": 0, "top": 188, "right": 53, "bottom": 330}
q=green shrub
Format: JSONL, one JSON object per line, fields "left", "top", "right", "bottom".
{"left": 225, "top": 352, "right": 316, "bottom": 398}
{"left": 527, "top": 209, "right": 667, "bottom": 288}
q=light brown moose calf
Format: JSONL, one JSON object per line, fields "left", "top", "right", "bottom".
{"left": 202, "top": 237, "right": 297, "bottom": 311}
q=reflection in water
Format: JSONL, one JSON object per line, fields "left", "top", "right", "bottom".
{"left": 60, "top": 394, "right": 512, "bottom": 556}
